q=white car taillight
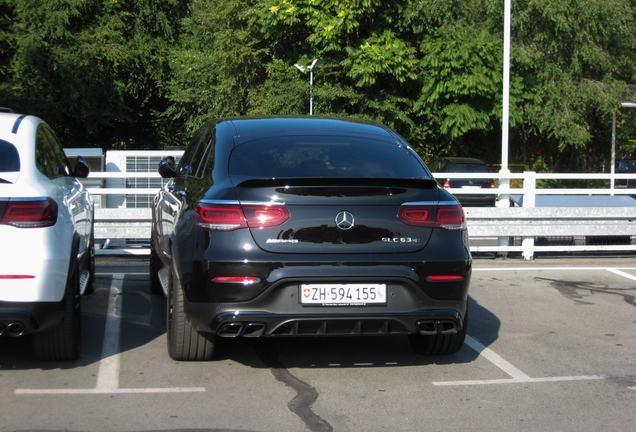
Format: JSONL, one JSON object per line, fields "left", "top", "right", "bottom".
{"left": 0, "top": 198, "right": 58, "bottom": 228}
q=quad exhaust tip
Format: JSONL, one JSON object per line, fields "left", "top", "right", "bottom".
{"left": 217, "top": 320, "right": 458, "bottom": 338}
{"left": 416, "top": 319, "right": 459, "bottom": 335}
{"left": 0, "top": 322, "right": 27, "bottom": 337}
{"left": 217, "top": 322, "right": 266, "bottom": 338}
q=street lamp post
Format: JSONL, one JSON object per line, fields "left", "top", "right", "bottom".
{"left": 499, "top": 0, "right": 511, "bottom": 209}
{"left": 294, "top": 59, "right": 321, "bottom": 115}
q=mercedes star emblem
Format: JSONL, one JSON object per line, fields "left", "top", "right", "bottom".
{"left": 335, "top": 211, "right": 355, "bottom": 230}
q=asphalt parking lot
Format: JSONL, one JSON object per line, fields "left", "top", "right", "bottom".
{"left": 1, "top": 255, "right": 635, "bottom": 432}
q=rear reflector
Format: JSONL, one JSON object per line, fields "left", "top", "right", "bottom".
{"left": 0, "top": 198, "right": 58, "bottom": 228}
{"left": 213, "top": 276, "right": 259, "bottom": 284}
{"left": 397, "top": 203, "right": 466, "bottom": 231}
{"left": 194, "top": 202, "right": 290, "bottom": 231}
{"left": 427, "top": 275, "right": 465, "bottom": 282}
{"left": 0, "top": 275, "right": 35, "bottom": 279}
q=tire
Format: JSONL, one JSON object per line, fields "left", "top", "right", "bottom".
{"left": 166, "top": 259, "right": 215, "bottom": 361}
{"left": 32, "top": 262, "right": 81, "bottom": 361}
{"left": 149, "top": 244, "right": 163, "bottom": 295}
{"left": 84, "top": 228, "right": 96, "bottom": 296}
{"left": 409, "top": 305, "right": 469, "bottom": 356}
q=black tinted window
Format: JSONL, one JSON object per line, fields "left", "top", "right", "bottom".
{"left": 616, "top": 161, "right": 630, "bottom": 172}
{"left": 178, "top": 127, "right": 213, "bottom": 178}
{"left": 35, "top": 126, "right": 71, "bottom": 179}
{"left": 229, "top": 136, "right": 428, "bottom": 180}
{"left": 447, "top": 163, "right": 490, "bottom": 173}
{"left": 0, "top": 140, "right": 20, "bottom": 172}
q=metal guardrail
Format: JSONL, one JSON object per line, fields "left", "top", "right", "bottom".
{"left": 465, "top": 207, "right": 636, "bottom": 259}
{"left": 94, "top": 208, "right": 151, "bottom": 240}
{"left": 87, "top": 170, "right": 636, "bottom": 259}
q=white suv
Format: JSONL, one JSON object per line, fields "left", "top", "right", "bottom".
{"left": 0, "top": 111, "right": 94, "bottom": 361}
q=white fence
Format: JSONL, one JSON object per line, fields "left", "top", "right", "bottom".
{"left": 86, "top": 168, "right": 636, "bottom": 260}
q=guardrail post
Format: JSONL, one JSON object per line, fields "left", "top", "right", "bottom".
{"left": 522, "top": 171, "right": 536, "bottom": 260}
{"left": 496, "top": 168, "right": 511, "bottom": 257}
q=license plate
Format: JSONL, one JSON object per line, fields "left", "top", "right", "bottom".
{"left": 300, "top": 284, "right": 387, "bottom": 306}
{"left": 460, "top": 185, "right": 481, "bottom": 189}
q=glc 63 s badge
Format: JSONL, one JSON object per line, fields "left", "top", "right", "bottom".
{"left": 382, "top": 237, "right": 420, "bottom": 243}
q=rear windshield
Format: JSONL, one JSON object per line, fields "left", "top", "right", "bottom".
{"left": 0, "top": 139, "right": 20, "bottom": 172}
{"left": 616, "top": 160, "right": 636, "bottom": 172}
{"left": 229, "top": 136, "right": 429, "bottom": 180}
{"left": 448, "top": 163, "right": 490, "bottom": 173}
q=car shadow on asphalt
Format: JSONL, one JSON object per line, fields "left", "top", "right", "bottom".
{"left": 0, "top": 282, "right": 501, "bottom": 370}
{"left": 213, "top": 295, "right": 501, "bottom": 369}
{"left": 0, "top": 273, "right": 165, "bottom": 370}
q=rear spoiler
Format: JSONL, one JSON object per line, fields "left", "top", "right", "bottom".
{"left": 237, "top": 177, "right": 438, "bottom": 189}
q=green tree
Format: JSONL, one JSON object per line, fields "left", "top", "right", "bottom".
{"left": 0, "top": 0, "right": 18, "bottom": 106}
{"left": 2, "top": 0, "right": 633, "bottom": 173}
{"left": 511, "top": 0, "right": 636, "bottom": 171}
{"left": 3, "top": 0, "right": 187, "bottom": 148}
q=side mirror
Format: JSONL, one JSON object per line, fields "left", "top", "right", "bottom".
{"left": 73, "top": 155, "right": 90, "bottom": 178}
{"left": 158, "top": 156, "right": 176, "bottom": 178}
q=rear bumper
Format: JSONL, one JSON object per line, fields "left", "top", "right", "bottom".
{"left": 181, "top": 270, "right": 469, "bottom": 337}
{"left": 0, "top": 300, "right": 65, "bottom": 336}
{"left": 0, "top": 225, "right": 71, "bottom": 302}
{"left": 207, "top": 309, "right": 465, "bottom": 338}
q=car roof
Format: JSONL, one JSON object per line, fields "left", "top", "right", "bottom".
{"left": 0, "top": 113, "right": 45, "bottom": 180}
{"left": 219, "top": 116, "right": 398, "bottom": 140}
{"left": 0, "top": 112, "right": 42, "bottom": 145}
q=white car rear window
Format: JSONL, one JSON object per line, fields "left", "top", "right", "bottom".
{"left": 0, "top": 139, "right": 20, "bottom": 172}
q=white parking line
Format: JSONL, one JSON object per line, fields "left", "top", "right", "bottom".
{"left": 94, "top": 273, "right": 124, "bottom": 392}
{"left": 473, "top": 267, "right": 636, "bottom": 272}
{"left": 433, "top": 336, "right": 607, "bottom": 386}
{"left": 434, "top": 265, "right": 632, "bottom": 387}
{"left": 15, "top": 273, "right": 205, "bottom": 395}
{"left": 607, "top": 268, "right": 636, "bottom": 282}
{"left": 16, "top": 267, "right": 627, "bottom": 393}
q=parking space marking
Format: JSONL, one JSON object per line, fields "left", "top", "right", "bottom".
{"left": 15, "top": 273, "right": 205, "bottom": 395}
{"left": 463, "top": 336, "right": 532, "bottom": 382}
{"left": 607, "top": 268, "right": 636, "bottom": 282}
{"left": 473, "top": 266, "right": 636, "bottom": 272}
{"left": 435, "top": 264, "right": 632, "bottom": 387}
{"left": 16, "top": 266, "right": 628, "bottom": 393}
{"left": 433, "top": 335, "right": 607, "bottom": 386}
{"left": 94, "top": 273, "right": 124, "bottom": 392}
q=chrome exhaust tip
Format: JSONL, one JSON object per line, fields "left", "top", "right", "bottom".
{"left": 242, "top": 323, "right": 266, "bottom": 338}
{"left": 217, "top": 323, "right": 243, "bottom": 338}
{"left": 416, "top": 319, "right": 459, "bottom": 335}
{"left": 6, "top": 322, "right": 26, "bottom": 337}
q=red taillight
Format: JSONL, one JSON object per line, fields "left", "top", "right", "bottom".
{"left": 0, "top": 275, "right": 35, "bottom": 279}
{"left": 193, "top": 205, "right": 247, "bottom": 231}
{"left": 489, "top": 182, "right": 495, "bottom": 188}
{"left": 442, "top": 179, "right": 451, "bottom": 189}
{"left": 397, "top": 204, "right": 466, "bottom": 231}
{"left": 427, "top": 275, "right": 465, "bottom": 282}
{"left": 398, "top": 206, "right": 435, "bottom": 227}
{"left": 242, "top": 205, "right": 290, "bottom": 228}
{"left": 213, "top": 276, "right": 259, "bottom": 284}
{"left": 193, "top": 203, "right": 290, "bottom": 231}
{"left": 0, "top": 198, "right": 58, "bottom": 228}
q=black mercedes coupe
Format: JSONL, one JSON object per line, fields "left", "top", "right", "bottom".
{"left": 150, "top": 116, "right": 471, "bottom": 361}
